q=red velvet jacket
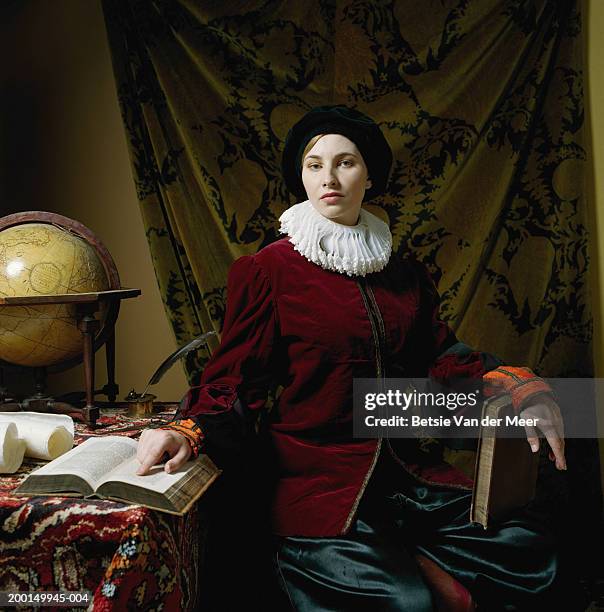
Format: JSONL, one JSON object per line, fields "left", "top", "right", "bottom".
{"left": 169, "top": 238, "right": 551, "bottom": 536}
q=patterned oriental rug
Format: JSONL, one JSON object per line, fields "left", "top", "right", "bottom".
{"left": 0, "top": 405, "right": 206, "bottom": 612}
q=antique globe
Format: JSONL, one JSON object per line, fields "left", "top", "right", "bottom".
{"left": 0, "top": 212, "right": 120, "bottom": 369}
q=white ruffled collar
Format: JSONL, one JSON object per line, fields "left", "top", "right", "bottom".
{"left": 278, "top": 200, "right": 392, "bottom": 277}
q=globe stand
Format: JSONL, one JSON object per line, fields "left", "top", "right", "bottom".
{"left": 0, "top": 289, "right": 140, "bottom": 427}
{"left": 5, "top": 366, "right": 99, "bottom": 425}
{"left": 0, "top": 368, "right": 14, "bottom": 404}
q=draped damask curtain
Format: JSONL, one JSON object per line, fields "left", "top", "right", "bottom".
{"left": 102, "top": 0, "right": 590, "bottom": 383}
{"left": 103, "top": 0, "right": 602, "bottom": 555}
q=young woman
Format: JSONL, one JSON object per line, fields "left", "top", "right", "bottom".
{"left": 136, "top": 106, "right": 570, "bottom": 611}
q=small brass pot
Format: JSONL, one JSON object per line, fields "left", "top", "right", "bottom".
{"left": 125, "top": 393, "right": 157, "bottom": 417}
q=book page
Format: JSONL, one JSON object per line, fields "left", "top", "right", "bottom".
{"left": 29, "top": 436, "right": 138, "bottom": 488}
{"left": 96, "top": 455, "right": 191, "bottom": 493}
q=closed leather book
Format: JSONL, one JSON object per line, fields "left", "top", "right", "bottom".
{"left": 471, "top": 395, "right": 539, "bottom": 528}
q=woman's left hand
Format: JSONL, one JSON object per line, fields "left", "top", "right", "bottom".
{"left": 519, "top": 396, "right": 566, "bottom": 470}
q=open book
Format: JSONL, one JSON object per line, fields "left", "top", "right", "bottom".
{"left": 15, "top": 436, "right": 220, "bottom": 516}
{"left": 470, "top": 395, "right": 539, "bottom": 528}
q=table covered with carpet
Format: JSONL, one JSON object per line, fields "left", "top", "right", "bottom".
{"left": 0, "top": 405, "right": 207, "bottom": 611}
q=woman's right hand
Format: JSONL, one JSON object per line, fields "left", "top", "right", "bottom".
{"left": 136, "top": 428, "right": 192, "bottom": 475}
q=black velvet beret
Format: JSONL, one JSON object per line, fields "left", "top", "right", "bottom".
{"left": 281, "top": 105, "right": 393, "bottom": 202}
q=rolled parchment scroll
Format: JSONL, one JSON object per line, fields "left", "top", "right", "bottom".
{"left": 0, "top": 413, "right": 74, "bottom": 468}
{"left": 0, "top": 422, "right": 26, "bottom": 474}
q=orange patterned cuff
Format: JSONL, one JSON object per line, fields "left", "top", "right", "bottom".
{"left": 159, "top": 418, "right": 204, "bottom": 458}
{"left": 483, "top": 366, "right": 553, "bottom": 413}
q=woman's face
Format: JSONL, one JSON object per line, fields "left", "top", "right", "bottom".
{"left": 301, "top": 134, "right": 372, "bottom": 226}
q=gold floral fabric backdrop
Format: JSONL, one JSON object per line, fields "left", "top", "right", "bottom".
{"left": 102, "top": 0, "right": 589, "bottom": 382}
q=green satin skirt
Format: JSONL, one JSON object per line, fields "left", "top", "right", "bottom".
{"left": 273, "top": 451, "right": 578, "bottom": 611}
